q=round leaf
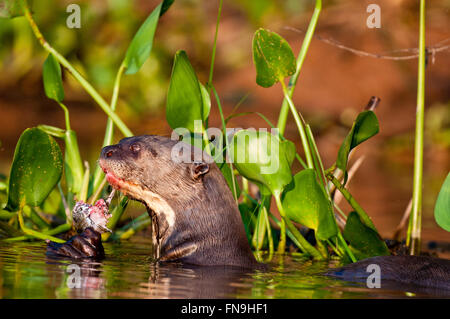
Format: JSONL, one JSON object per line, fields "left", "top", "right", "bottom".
{"left": 43, "top": 53, "right": 64, "bottom": 102}
{"left": 252, "top": 28, "right": 296, "bottom": 88}
{"left": 6, "top": 128, "right": 63, "bottom": 211}
{"left": 282, "top": 169, "right": 338, "bottom": 240}
{"left": 231, "top": 130, "right": 295, "bottom": 196}
{"left": 434, "top": 172, "right": 450, "bottom": 232}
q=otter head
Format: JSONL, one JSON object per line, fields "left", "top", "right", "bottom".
{"left": 99, "top": 135, "right": 211, "bottom": 197}
{"left": 99, "top": 135, "right": 212, "bottom": 241}
{"left": 98, "top": 135, "right": 255, "bottom": 267}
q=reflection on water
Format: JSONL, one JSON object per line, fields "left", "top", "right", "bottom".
{"left": 0, "top": 239, "right": 446, "bottom": 299}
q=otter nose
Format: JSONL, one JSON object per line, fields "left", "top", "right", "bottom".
{"left": 101, "top": 145, "right": 118, "bottom": 159}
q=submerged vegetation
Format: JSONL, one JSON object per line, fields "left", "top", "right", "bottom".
{"left": 0, "top": 0, "right": 448, "bottom": 265}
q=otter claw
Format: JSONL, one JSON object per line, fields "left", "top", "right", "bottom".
{"left": 46, "top": 228, "right": 105, "bottom": 259}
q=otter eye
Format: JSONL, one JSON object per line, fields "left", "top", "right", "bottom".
{"left": 130, "top": 143, "right": 141, "bottom": 153}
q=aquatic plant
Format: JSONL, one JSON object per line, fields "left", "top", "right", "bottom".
{"left": 0, "top": 0, "right": 447, "bottom": 264}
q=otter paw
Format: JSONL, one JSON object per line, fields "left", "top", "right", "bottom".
{"left": 46, "top": 228, "right": 105, "bottom": 259}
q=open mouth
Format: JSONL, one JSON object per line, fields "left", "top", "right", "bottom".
{"left": 100, "top": 164, "right": 135, "bottom": 194}
{"left": 100, "top": 163, "right": 161, "bottom": 254}
{"left": 100, "top": 164, "right": 155, "bottom": 216}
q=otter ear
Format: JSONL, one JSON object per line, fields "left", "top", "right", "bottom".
{"left": 191, "top": 162, "right": 209, "bottom": 179}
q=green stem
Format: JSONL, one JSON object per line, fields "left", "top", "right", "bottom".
{"left": 337, "top": 232, "right": 356, "bottom": 263}
{"left": 274, "top": 193, "right": 323, "bottom": 259}
{"left": 79, "top": 161, "right": 90, "bottom": 202}
{"left": 89, "top": 177, "right": 107, "bottom": 205}
{"left": 110, "top": 213, "right": 150, "bottom": 241}
{"left": 105, "top": 196, "right": 129, "bottom": 235}
{"left": 211, "top": 85, "right": 238, "bottom": 202}
{"left": 207, "top": 0, "right": 223, "bottom": 88}
{"left": 92, "top": 63, "right": 127, "bottom": 191}
{"left": 326, "top": 172, "right": 378, "bottom": 232}
{"left": 4, "top": 223, "right": 71, "bottom": 242}
{"left": 252, "top": 204, "right": 266, "bottom": 251}
{"left": 58, "top": 102, "right": 71, "bottom": 131}
{"left": 268, "top": 212, "right": 305, "bottom": 252}
{"left": 20, "top": 0, "right": 132, "bottom": 137}
{"left": 280, "top": 80, "right": 314, "bottom": 168}
{"left": 262, "top": 205, "right": 274, "bottom": 259}
{"left": 277, "top": 0, "right": 322, "bottom": 134}
{"left": 273, "top": 194, "right": 286, "bottom": 254}
{"left": 333, "top": 202, "right": 347, "bottom": 221}
{"left": 0, "top": 210, "right": 15, "bottom": 220}
{"left": 326, "top": 238, "right": 343, "bottom": 257}
{"left": 24, "top": 206, "right": 50, "bottom": 230}
{"left": 407, "top": 0, "right": 426, "bottom": 256}
{"left": 305, "top": 124, "right": 328, "bottom": 193}
{"left": 17, "top": 207, "right": 65, "bottom": 243}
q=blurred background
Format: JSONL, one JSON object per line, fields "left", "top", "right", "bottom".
{"left": 0, "top": 0, "right": 449, "bottom": 242}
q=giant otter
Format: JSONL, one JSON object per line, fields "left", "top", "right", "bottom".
{"left": 48, "top": 135, "right": 450, "bottom": 290}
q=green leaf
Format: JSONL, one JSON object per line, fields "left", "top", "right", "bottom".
{"left": 0, "top": 0, "right": 31, "bottom": 18}
{"left": 166, "top": 50, "right": 207, "bottom": 131}
{"left": 336, "top": 110, "right": 379, "bottom": 177}
{"left": 123, "top": 2, "right": 162, "bottom": 75}
{"left": 252, "top": 28, "right": 296, "bottom": 88}
{"left": 282, "top": 169, "right": 338, "bottom": 241}
{"left": 6, "top": 128, "right": 63, "bottom": 211}
{"left": 343, "top": 211, "right": 389, "bottom": 260}
{"left": 232, "top": 130, "right": 295, "bottom": 196}
{"left": 43, "top": 53, "right": 64, "bottom": 102}
{"left": 434, "top": 172, "right": 450, "bottom": 232}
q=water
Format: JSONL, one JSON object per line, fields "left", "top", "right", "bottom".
{"left": 0, "top": 239, "right": 445, "bottom": 299}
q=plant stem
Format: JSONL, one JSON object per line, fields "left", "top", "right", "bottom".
{"left": 326, "top": 238, "right": 343, "bottom": 257}
{"left": 211, "top": 85, "right": 238, "bottom": 203}
{"left": 280, "top": 80, "right": 314, "bottom": 168}
{"left": 277, "top": 0, "right": 322, "bottom": 134}
{"left": 207, "top": 0, "right": 223, "bottom": 88}
{"left": 79, "top": 161, "right": 90, "bottom": 202}
{"left": 58, "top": 102, "right": 71, "bottom": 131}
{"left": 58, "top": 183, "right": 72, "bottom": 226}
{"left": 337, "top": 232, "right": 357, "bottom": 263}
{"left": 274, "top": 193, "right": 323, "bottom": 259}
{"left": 109, "top": 213, "right": 150, "bottom": 241}
{"left": 262, "top": 205, "right": 274, "bottom": 259}
{"left": 20, "top": 0, "right": 132, "bottom": 137}
{"left": 326, "top": 172, "right": 378, "bottom": 232}
{"left": 0, "top": 210, "right": 15, "bottom": 220}
{"left": 273, "top": 194, "right": 287, "bottom": 254}
{"left": 407, "top": 0, "right": 426, "bottom": 255}
{"left": 17, "top": 207, "right": 65, "bottom": 243}
{"left": 305, "top": 124, "right": 329, "bottom": 193}
{"left": 89, "top": 177, "right": 107, "bottom": 205}
{"left": 92, "top": 63, "right": 127, "bottom": 191}
{"left": 3, "top": 223, "right": 71, "bottom": 242}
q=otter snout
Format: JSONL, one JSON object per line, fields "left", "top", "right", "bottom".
{"left": 101, "top": 144, "right": 119, "bottom": 160}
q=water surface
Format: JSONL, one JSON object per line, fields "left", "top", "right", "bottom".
{"left": 0, "top": 239, "right": 446, "bottom": 299}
